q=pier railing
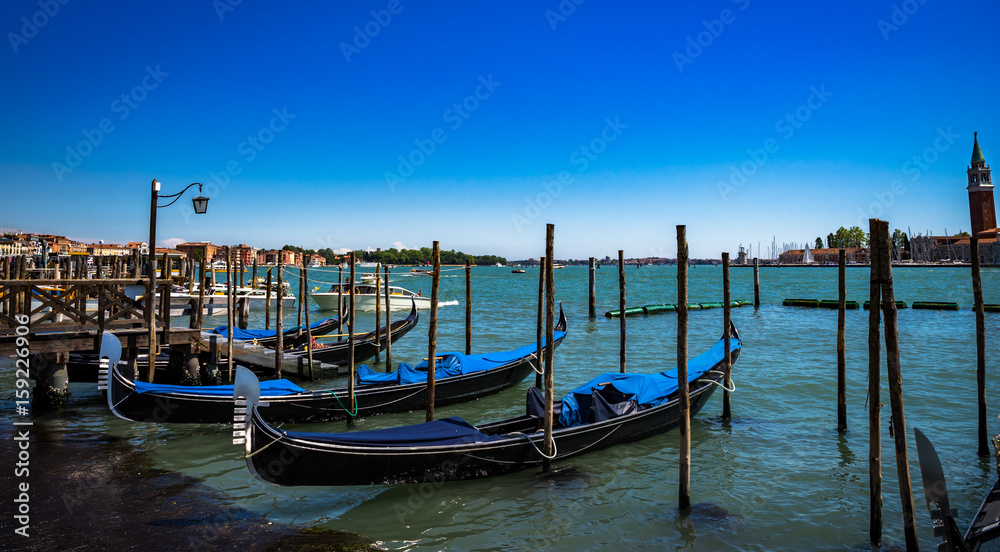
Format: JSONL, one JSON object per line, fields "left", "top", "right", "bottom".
{"left": 0, "top": 279, "right": 189, "bottom": 355}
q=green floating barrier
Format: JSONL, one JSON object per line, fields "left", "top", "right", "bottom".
{"left": 604, "top": 306, "right": 647, "bottom": 318}
{"left": 736, "top": 299, "right": 755, "bottom": 306}
{"left": 984, "top": 304, "right": 1000, "bottom": 312}
{"left": 643, "top": 304, "right": 676, "bottom": 314}
{"left": 783, "top": 298, "right": 819, "bottom": 307}
{"left": 818, "top": 300, "right": 860, "bottom": 310}
{"left": 912, "top": 301, "right": 960, "bottom": 311}
{"left": 686, "top": 303, "right": 703, "bottom": 310}
{"left": 863, "top": 301, "right": 908, "bottom": 309}
{"left": 698, "top": 302, "right": 724, "bottom": 309}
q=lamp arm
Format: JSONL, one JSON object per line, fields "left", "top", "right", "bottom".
{"left": 156, "top": 182, "right": 203, "bottom": 207}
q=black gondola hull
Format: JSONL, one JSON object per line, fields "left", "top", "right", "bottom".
{"left": 243, "top": 368, "right": 724, "bottom": 486}
{"left": 240, "top": 331, "right": 737, "bottom": 486}
{"left": 106, "top": 307, "right": 566, "bottom": 424}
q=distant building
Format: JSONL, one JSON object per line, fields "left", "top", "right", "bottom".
{"left": 308, "top": 254, "right": 327, "bottom": 267}
{"left": 86, "top": 243, "right": 131, "bottom": 256}
{"left": 778, "top": 247, "right": 869, "bottom": 264}
{"left": 175, "top": 242, "right": 217, "bottom": 262}
{"left": 126, "top": 241, "right": 149, "bottom": 255}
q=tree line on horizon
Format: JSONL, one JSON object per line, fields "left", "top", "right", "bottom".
{"left": 282, "top": 244, "right": 506, "bottom": 266}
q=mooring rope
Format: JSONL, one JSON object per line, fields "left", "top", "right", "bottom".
{"left": 696, "top": 370, "right": 736, "bottom": 393}
{"left": 510, "top": 431, "right": 558, "bottom": 460}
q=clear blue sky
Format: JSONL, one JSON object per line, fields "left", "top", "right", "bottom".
{"left": 1, "top": 1, "right": 998, "bottom": 259}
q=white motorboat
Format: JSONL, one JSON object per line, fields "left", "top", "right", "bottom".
{"left": 310, "top": 282, "right": 432, "bottom": 311}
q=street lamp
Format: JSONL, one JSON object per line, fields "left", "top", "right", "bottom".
{"left": 147, "top": 179, "right": 209, "bottom": 382}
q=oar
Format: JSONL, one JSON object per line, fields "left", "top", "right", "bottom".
{"left": 914, "top": 428, "right": 972, "bottom": 552}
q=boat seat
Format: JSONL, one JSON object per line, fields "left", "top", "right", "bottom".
{"left": 525, "top": 386, "right": 564, "bottom": 428}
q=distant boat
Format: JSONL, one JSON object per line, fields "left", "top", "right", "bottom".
{"left": 410, "top": 268, "right": 432, "bottom": 276}
{"left": 310, "top": 282, "right": 432, "bottom": 311}
{"left": 512, "top": 269, "right": 525, "bottom": 273}
{"left": 552, "top": 264, "right": 565, "bottom": 269}
{"left": 495, "top": 262, "right": 503, "bottom": 267}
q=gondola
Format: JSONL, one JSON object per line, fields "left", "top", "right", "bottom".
{"left": 100, "top": 304, "right": 566, "bottom": 424}
{"left": 283, "top": 300, "right": 419, "bottom": 365}
{"left": 915, "top": 428, "right": 1000, "bottom": 552}
{"left": 209, "top": 314, "right": 346, "bottom": 348}
{"left": 233, "top": 323, "right": 740, "bottom": 486}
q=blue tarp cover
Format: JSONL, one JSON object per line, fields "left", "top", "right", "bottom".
{"left": 134, "top": 377, "right": 306, "bottom": 396}
{"left": 286, "top": 416, "right": 499, "bottom": 447}
{"left": 212, "top": 317, "right": 338, "bottom": 341}
{"left": 558, "top": 336, "right": 740, "bottom": 428}
{"left": 356, "top": 331, "right": 566, "bottom": 386}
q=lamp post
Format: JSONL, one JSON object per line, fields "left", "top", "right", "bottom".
{"left": 146, "top": 179, "right": 209, "bottom": 382}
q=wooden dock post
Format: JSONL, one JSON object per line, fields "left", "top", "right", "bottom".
{"left": 337, "top": 266, "right": 344, "bottom": 336}
{"left": 264, "top": 268, "right": 272, "bottom": 331}
{"left": 543, "top": 224, "right": 556, "bottom": 472}
{"left": 971, "top": 237, "right": 989, "bottom": 457}
{"left": 465, "top": 259, "right": 472, "bottom": 355}
{"left": 274, "top": 257, "right": 284, "bottom": 378}
{"left": 374, "top": 263, "right": 381, "bottom": 365}
{"left": 227, "top": 246, "right": 234, "bottom": 382}
{"left": 384, "top": 266, "right": 392, "bottom": 372}
{"left": 753, "top": 257, "right": 760, "bottom": 308}
{"left": 838, "top": 248, "right": 847, "bottom": 432}
{"left": 872, "top": 218, "right": 918, "bottom": 551}
{"left": 677, "top": 225, "right": 691, "bottom": 511}
{"left": 535, "top": 256, "right": 545, "bottom": 389}
{"left": 195, "top": 253, "right": 206, "bottom": 329}
{"left": 618, "top": 250, "right": 626, "bottom": 374}
{"left": 867, "top": 220, "right": 883, "bottom": 547}
{"left": 722, "top": 252, "right": 732, "bottom": 420}
{"left": 345, "top": 253, "right": 356, "bottom": 421}
{"left": 303, "top": 267, "right": 314, "bottom": 382}
{"left": 297, "top": 264, "right": 304, "bottom": 333}
{"left": 588, "top": 257, "right": 596, "bottom": 319}
{"left": 426, "top": 242, "right": 441, "bottom": 423}
{"left": 252, "top": 257, "right": 257, "bottom": 288}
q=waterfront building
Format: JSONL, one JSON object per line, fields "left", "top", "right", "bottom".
{"left": 175, "top": 241, "right": 217, "bottom": 262}
{"left": 909, "top": 133, "right": 999, "bottom": 264}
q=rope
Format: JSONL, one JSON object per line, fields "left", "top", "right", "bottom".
{"left": 696, "top": 370, "right": 735, "bottom": 393}
{"left": 328, "top": 388, "right": 359, "bottom": 417}
{"left": 697, "top": 377, "right": 736, "bottom": 393}
{"left": 510, "top": 431, "right": 558, "bottom": 460}
{"left": 244, "top": 432, "right": 283, "bottom": 459}
{"left": 528, "top": 357, "right": 543, "bottom": 375}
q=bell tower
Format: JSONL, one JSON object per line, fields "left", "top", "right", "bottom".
{"left": 968, "top": 132, "right": 996, "bottom": 236}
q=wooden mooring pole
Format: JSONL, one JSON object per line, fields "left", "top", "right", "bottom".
{"left": 348, "top": 253, "right": 356, "bottom": 421}
{"left": 384, "top": 266, "right": 392, "bottom": 372}
{"left": 867, "top": 221, "right": 883, "bottom": 547}
{"left": 303, "top": 267, "right": 314, "bottom": 382}
{"left": 543, "top": 224, "right": 556, "bottom": 472}
{"left": 971, "top": 237, "right": 989, "bottom": 457}
{"left": 274, "top": 257, "right": 284, "bottom": 378}
{"left": 227, "top": 246, "right": 234, "bottom": 383}
{"left": 838, "top": 248, "right": 847, "bottom": 432}
{"left": 337, "top": 265, "right": 344, "bottom": 336}
{"left": 619, "top": 250, "right": 626, "bottom": 374}
{"left": 535, "top": 256, "right": 545, "bottom": 389}
{"left": 588, "top": 257, "right": 596, "bottom": 319}
{"left": 872, "top": 218, "right": 918, "bottom": 551}
{"left": 753, "top": 257, "right": 760, "bottom": 308}
{"left": 374, "top": 263, "right": 381, "bottom": 365}
{"left": 465, "top": 259, "right": 472, "bottom": 355}
{"left": 677, "top": 225, "right": 691, "bottom": 511}
{"left": 722, "top": 252, "right": 732, "bottom": 420}
{"left": 265, "top": 268, "right": 272, "bottom": 331}
{"left": 426, "top": 242, "right": 440, "bottom": 423}
{"left": 196, "top": 252, "right": 206, "bottom": 329}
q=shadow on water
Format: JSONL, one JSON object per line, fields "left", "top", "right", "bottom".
{"left": 670, "top": 502, "right": 742, "bottom": 550}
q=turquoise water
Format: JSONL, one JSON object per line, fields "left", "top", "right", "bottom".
{"left": 4, "top": 265, "right": 999, "bottom": 550}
